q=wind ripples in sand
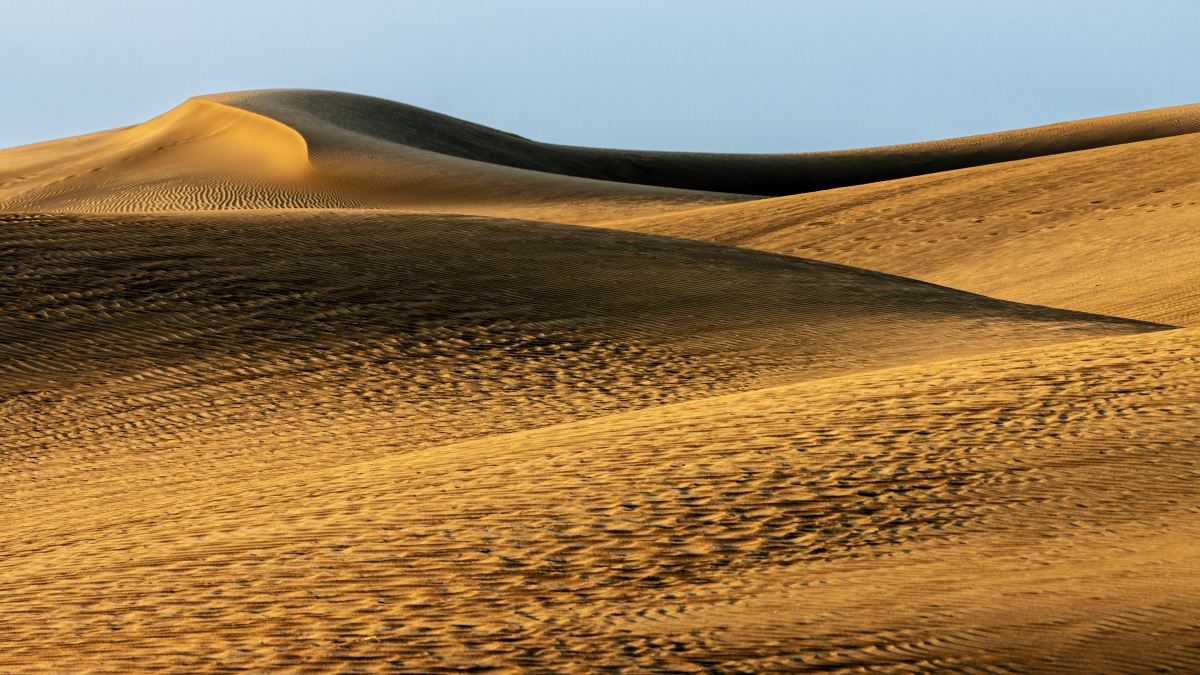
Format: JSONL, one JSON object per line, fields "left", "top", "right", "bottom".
{"left": 1, "top": 90, "right": 1197, "bottom": 673}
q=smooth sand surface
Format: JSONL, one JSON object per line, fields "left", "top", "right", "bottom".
{"left": 1, "top": 91, "right": 1197, "bottom": 673}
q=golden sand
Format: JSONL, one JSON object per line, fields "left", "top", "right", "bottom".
{"left": 1, "top": 91, "right": 1197, "bottom": 673}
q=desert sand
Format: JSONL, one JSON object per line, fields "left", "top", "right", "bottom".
{"left": 1, "top": 90, "right": 1197, "bottom": 673}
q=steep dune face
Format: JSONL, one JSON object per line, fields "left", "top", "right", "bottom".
{"left": 610, "top": 130, "right": 1200, "bottom": 326}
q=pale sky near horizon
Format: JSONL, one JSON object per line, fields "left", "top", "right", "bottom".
{"left": 6, "top": 1, "right": 1200, "bottom": 153}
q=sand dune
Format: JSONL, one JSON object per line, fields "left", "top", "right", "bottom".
{"left": 1, "top": 91, "right": 1197, "bottom": 672}
{"left": 4, "top": 326, "right": 1197, "bottom": 672}
{"left": 1, "top": 210, "right": 1153, "bottom": 464}
{"left": 0, "top": 93, "right": 747, "bottom": 223}
{"left": 608, "top": 131, "right": 1200, "bottom": 326}
{"left": 212, "top": 90, "right": 1200, "bottom": 194}
{"left": 8, "top": 89, "right": 1200, "bottom": 221}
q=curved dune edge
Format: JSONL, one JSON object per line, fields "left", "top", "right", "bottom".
{"left": 0, "top": 99, "right": 365, "bottom": 213}
{"left": 132, "top": 98, "right": 314, "bottom": 177}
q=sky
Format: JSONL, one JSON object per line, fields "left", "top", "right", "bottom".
{"left": 5, "top": 0, "right": 1200, "bottom": 153}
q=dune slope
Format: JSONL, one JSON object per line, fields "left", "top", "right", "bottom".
{"left": 3, "top": 326, "right": 1197, "bottom": 672}
{"left": 0, "top": 210, "right": 1157, "bottom": 470}
{"left": 610, "top": 129, "right": 1200, "bottom": 326}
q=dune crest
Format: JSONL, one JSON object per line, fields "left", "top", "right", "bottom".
{"left": 1, "top": 91, "right": 749, "bottom": 220}
{"left": 128, "top": 97, "right": 314, "bottom": 177}
{"left": 213, "top": 89, "right": 1200, "bottom": 195}
{"left": 0, "top": 99, "right": 337, "bottom": 212}
{"left": 8, "top": 89, "right": 1200, "bottom": 222}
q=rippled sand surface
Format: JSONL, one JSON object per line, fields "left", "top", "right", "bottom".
{"left": 1, "top": 91, "right": 1197, "bottom": 673}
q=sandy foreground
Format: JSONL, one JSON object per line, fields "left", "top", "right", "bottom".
{"left": 1, "top": 90, "right": 1197, "bottom": 673}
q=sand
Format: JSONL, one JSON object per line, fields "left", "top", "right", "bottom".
{"left": 606, "top": 129, "right": 1200, "bottom": 327}
{"left": 0, "top": 90, "right": 1197, "bottom": 673}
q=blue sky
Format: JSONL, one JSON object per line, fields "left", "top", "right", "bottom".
{"left": 5, "top": 1, "right": 1200, "bottom": 152}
